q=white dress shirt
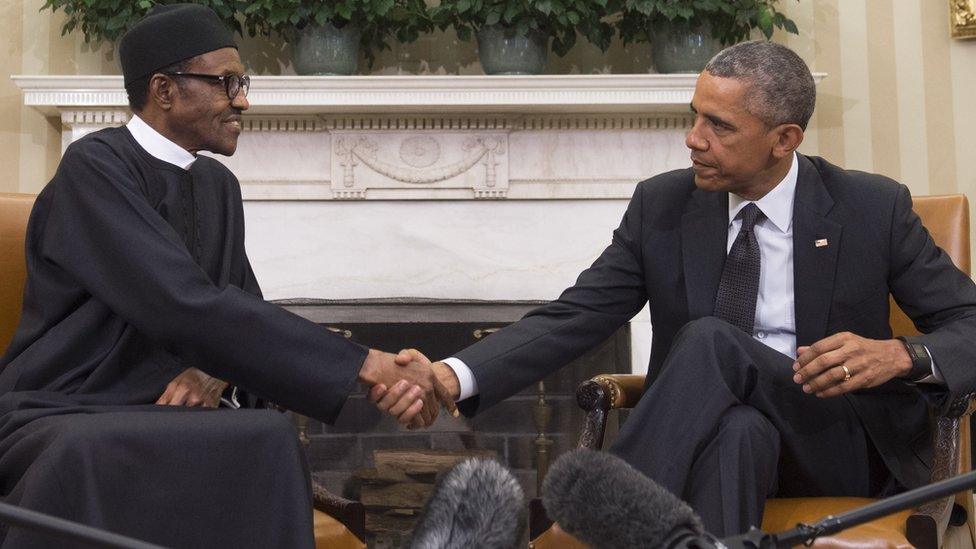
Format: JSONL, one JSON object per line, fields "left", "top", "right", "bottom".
{"left": 126, "top": 115, "right": 196, "bottom": 170}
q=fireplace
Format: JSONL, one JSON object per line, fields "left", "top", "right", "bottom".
{"left": 280, "top": 298, "right": 629, "bottom": 546}
{"left": 280, "top": 299, "right": 629, "bottom": 488}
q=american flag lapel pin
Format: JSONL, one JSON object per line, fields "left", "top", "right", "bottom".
{"left": 815, "top": 238, "right": 828, "bottom": 248}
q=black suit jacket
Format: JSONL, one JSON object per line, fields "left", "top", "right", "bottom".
{"left": 456, "top": 154, "right": 976, "bottom": 488}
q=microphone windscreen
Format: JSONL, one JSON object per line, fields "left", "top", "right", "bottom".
{"left": 542, "top": 449, "right": 703, "bottom": 548}
{"left": 407, "top": 458, "right": 525, "bottom": 549}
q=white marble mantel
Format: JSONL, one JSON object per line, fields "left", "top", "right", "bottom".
{"left": 12, "top": 74, "right": 715, "bottom": 201}
{"left": 12, "top": 74, "right": 823, "bottom": 372}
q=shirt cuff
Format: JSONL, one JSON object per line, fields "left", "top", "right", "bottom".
{"left": 915, "top": 345, "right": 944, "bottom": 385}
{"left": 441, "top": 357, "right": 479, "bottom": 401}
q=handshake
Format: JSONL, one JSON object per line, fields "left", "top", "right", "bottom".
{"left": 156, "top": 347, "right": 460, "bottom": 429}
{"left": 357, "top": 348, "right": 461, "bottom": 429}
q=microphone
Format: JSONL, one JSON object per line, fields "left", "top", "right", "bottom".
{"left": 543, "top": 448, "right": 976, "bottom": 549}
{"left": 542, "top": 448, "right": 711, "bottom": 548}
{"left": 406, "top": 458, "right": 526, "bottom": 549}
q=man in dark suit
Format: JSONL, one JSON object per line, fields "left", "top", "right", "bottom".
{"left": 380, "top": 40, "right": 976, "bottom": 535}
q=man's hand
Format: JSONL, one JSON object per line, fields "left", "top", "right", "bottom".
{"left": 358, "top": 349, "right": 457, "bottom": 427}
{"left": 392, "top": 350, "right": 462, "bottom": 428}
{"left": 792, "top": 332, "right": 912, "bottom": 398}
{"left": 156, "top": 367, "right": 228, "bottom": 407}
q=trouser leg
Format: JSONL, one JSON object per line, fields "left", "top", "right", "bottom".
{"left": 609, "top": 317, "right": 880, "bottom": 536}
{"left": 684, "top": 405, "right": 780, "bottom": 535}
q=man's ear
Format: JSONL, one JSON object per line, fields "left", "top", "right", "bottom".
{"left": 148, "top": 74, "right": 177, "bottom": 111}
{"left": 772, "top": 124, "right": 804, "bottom": 160}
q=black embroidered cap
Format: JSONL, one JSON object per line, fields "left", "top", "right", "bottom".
{"left": 119, "top": 3, "right": 237, "bottom": 86}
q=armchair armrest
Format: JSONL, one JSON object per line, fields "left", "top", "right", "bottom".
{"left": 936, "top": 391, "right": 976, "bottom": 420}
{"left": 535, "top": 374, "right": 647, "bottom": 544}
{"left": 906, "top": 391, "right": 976, "bottom": 549}
{"left": 312, "top": 481, "right": 366, "bottom": 543}
{"left": 576, "top": 374, "right": 646, "bottom": 450}
{"left": 591, "top": 375, "right": 647, "bottom": 409}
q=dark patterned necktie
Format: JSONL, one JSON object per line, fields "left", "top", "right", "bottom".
{"left": 713, "top": 203, "right": 764, "bottom": 334}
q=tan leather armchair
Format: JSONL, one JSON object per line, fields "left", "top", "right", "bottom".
{"left": 0, "top": 193, "right": 365, "bottom": 549}
{"left": 533, "top": 195, "right": 976, "bottom": 549}
{"left": 0, "top": 193, "right": 32, "bottom": 350}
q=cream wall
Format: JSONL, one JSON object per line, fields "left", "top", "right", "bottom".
{"left": 2, "top": 1, "right": 975, "bottom": 237}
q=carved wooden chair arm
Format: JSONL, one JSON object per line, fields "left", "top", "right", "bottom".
{"left": 936, "top": 391, "right": 976, "bottom": 419}
{"left": 906, "top": 391, "right": 976, "bottom": 548}
{"left": 576, "top": 374, "right": 647, "bottom": 450}
{"left": 590, "top": 374, "right": 647, "bottom": 409}
{"left": 312, "top": 480, "right": 366, "bottom": 543}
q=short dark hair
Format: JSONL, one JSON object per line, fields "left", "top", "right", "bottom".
{"left": 703, "top": 41, "right": 816, "bottom": 130}
{"left": 125, "top": 58, "right": 190, "bottom": 112}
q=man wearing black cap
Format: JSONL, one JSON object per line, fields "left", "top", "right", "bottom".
{"left": 0, "top": 4, "right": 451, "bottom": 547}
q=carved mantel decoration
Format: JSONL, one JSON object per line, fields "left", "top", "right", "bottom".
{"left": 331, "top": 131, "right": 508, "bottom": 199}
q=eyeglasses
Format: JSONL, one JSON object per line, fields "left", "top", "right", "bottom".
{"left": 163, "top": 72, "right": 250, "bottom": 100}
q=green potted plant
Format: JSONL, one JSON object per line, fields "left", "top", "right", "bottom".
{"left": 40, "top": 0, "right": 240, "bottom": 44}
{"left": 614, "top": 0, "right": 800, "bottom": 73}
{"left": 430, "top": 0, "right": 616, "bottom": 75}
{"left": 241, "top": 0, "right": 433, "bottom": 75}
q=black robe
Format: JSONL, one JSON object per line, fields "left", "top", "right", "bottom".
{"left": 0, "top": 127, "right": 367, "bottom": 547}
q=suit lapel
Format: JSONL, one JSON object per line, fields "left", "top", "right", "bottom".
{"left": 682, "top": 189, "right": 729, "bottom": 319}
{"left": 792, "top": 155, "right": 842, "bottom": 347}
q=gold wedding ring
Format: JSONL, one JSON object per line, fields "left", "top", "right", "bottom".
{"left": 841, "top": 365, "right": 852, "bottom": 382}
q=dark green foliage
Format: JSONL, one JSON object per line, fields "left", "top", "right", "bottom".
{"left": 40, "top": 0, "right": 800, "bottom": 67}
{"left": 240, "top": 0, "right": 433, "bottom": 66}
{"left": 614, "top": 0, "right": 799, "bottom": 46}
{"left": 39, "top": 0, "right": 431, "bottom": 68}
{"left": 40, "top": 0, "right": 241, "bottom": 44}
{"left": 429, "top": 0, "right": 617, "bottom": 57}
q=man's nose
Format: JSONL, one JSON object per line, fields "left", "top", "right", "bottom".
{"left": 233, "top": 94, "right": 250, "bottom": 111}
{"left": 685, "top": 121, "right": 707, "bottom": 150}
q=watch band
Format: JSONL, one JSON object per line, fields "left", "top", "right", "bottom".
{"left": 897, "top": 336, "right": 932, "bottom": 382}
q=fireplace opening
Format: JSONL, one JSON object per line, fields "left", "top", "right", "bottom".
{"left": 279, "top": 298, "right": 631, "bottom": 545}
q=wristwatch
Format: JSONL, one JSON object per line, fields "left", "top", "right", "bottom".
{"left": 897, "top": 336, "right": 932, "bottom": 383}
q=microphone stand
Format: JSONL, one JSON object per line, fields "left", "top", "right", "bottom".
{"left": 718, "top": 470, "right": 976, "bottom": 548}
{"left": 0, "top": 500, "right": 165, "bottom": 548}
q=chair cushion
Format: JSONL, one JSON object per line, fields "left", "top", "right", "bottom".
{"left": 530, "top": 523, "right": 590, "bottom": 549}
{"left": 313, "top": 508, "right": 365, "bottom": 549}
{"left": 762, "top": 497, "right": 913, "bottom": 549}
